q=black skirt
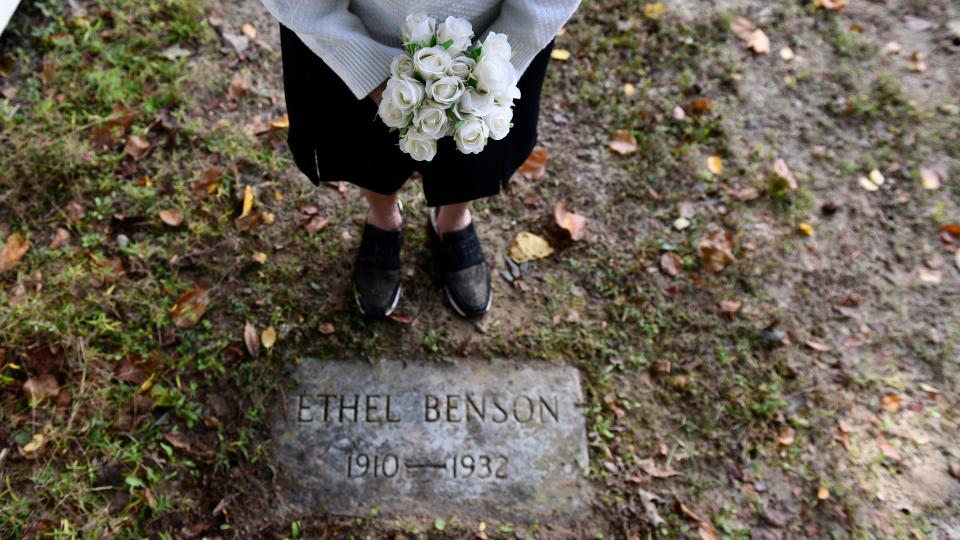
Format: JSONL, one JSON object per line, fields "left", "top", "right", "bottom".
{"left": 278, "top": 24, "right": 553, "bottom": 207}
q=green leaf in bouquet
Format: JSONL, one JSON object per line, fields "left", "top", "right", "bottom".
{"left": 439, "top": 38, "right": 455, "bottom": 50}
{"left": 430, "top": 34, "right": 437, "bottom": 47}
{"left": 413, "top": 72, "right": 425, "bottom": 84}
{"left": 406, "top": 43, "right": 422, "bottom": 55}
{"left": 469, "top": 46, "right": 483, "bottom": 61}
{"left": 467, "top": 75, "right": 478, "bottom": 89}
{"left": 454, "top": 119, "right": 464, "bottom": 130}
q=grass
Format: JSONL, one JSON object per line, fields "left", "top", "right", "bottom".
{"left": 2, "top": 0, "right": 959, "bottom": 537}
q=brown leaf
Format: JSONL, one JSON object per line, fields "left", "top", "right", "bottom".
{"left": 518, "top": 146, "right": 548, "bottom": 180}
{"left": 23, "top": 374, "right": 60, "bottom": 404}
{"left": 877, "top": 437, "right": 901, "bottom": 461}
{"left": 1, "top": 232, "right": 30, "bottom": 271}
{"left": 747, "top": 29, "right": 771, "bottom": 54}
{"left": 234, "top": 211, "right": 263, "bottom": 232}
{"left": 697, "top": 230, "right": 735, "bottom": 273}
{"left": 637, "top": 458, "right": 681, "bottom": 478}
{"left": 88, "top": 105, "right": 135, "bottom": 150}
{"left": 65, "top": 201, "right": 86, "bottom": 222}
{"left": 608, "top": 130, "right": 638, "bottom": 155}
{"left": 241, "top": 22, "right": 257, "bottom": 39}
{"left": 805, "top": 339, "right": 831, "bottom": 352}
{"left": 318, "top": 322, "right": 336, "bottom": 335}
{"left": 242, "top": 114, "right": 270, "bottom": 136}
{"left": 777, "top": 426, "right": 796, "bottom": 446}
{"left": 881, "top": 393, "right": 902, "bottom": 412}
{"left": 49, "top": 227, "right": 70, "bottom": 249}
{"left": 193, "top": 166, "right": 221, "bottom": 198}
{"left": 553, "top": 200, "right": 588, "bottom": 241}
{"left": 243, "top": 321, "right": 259, "bottom": 358}
{"left": 125, "top": 135, "right": 151, "bottom": 160}
{"left": 226, "top": 72, "right": 250, "bottom": 101}
{"left": 730, "top": 17, "right": 754, "bottom": 41}
{"left": 720, "top": 300, "right": 742, "bottom": 316}
{"left": 815, "top": 0, "right": 849, "bottom": 11}
{"left": 270, "top": 114, "right": 289, "bottom": 129}
{"left": 163, "top": 432, "right": 191, "bottom": 450}
{"left": 159, "top": 208, "right": 183, "bottom": 227}
{"left": 389, "top": 313, "right": 414, "bottom": 324}
{"left": 773, "top": 158, "right": 798, "bottom": 190}
{"left": 660, "top": 252, "right": 682, "bottom": 277}
{"left": 170, "top": 283, "right": 211, "bottom": 328}
{"left": 303, "top": 216, "right": 330, "bottom": 234}
{"left": 114, "top": 357, "right": 148, "bottom": 385}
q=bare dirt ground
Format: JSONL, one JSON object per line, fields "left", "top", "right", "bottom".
{"left": 1, "top": 0, "right": 958, "bottom": 538}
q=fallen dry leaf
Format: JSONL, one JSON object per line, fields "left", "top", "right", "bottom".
{"left": 920, "top": 168, "right": 941, "bottom": 190}
{"left": 509, "top": 232, "right": 554, "bottom": 263}
{"left": 170, "top": 283, "right": 211, "bottom": 328}
{"left": 747, "top": 29, "right": 770, "bottom": 54}
{"left": 261, "top": 326, "right": 277, "bottom": 349}
{"left": 730, "top": 17, "right": 754, "bottom": 41}
{"left": 777, "top": 426, "right": 796, "bottom": 446}
{"left": 550, "top": 48, "right": 571, "bottom": 61}
{"left": 65, "top": 201, "right": 85, "bottom": 222}
{"left": 49, "top": 227, "right": 70, "bottom": 249}
{"left": 193, "top": 166, "right": 221, "bottom": 198}
{"left": 773, "top": 158, "right": 798, "bottom": 190}
{"left": 163, "top": 432, "right": 191, "bottom": 450}
{"left": 707, "top": 155, "right": 723, "bottom": 175}
{"left": 817, "top": 486, "right": 830, "bottom": 500}
{"left": 815, "top": 0, "right": 848, "bottom": 11}
{"left": 797, "top": 222, "right": 814, "bottom": 237}
{"left": 240, "top": 185, "right": 254, "bottom": 218}
{"left": 805, "top": 339, "right": 831, "bottom": 352}
{"left": 637, "top": 458, "right": 681, "bottom": 478}
{"left": 244, "top": 321, "right": 259, "bottom": 358}
{"left": 720, "top": 299, "right": 742, "bottom": 316}
{"left": 23, "top": 374, "right": 60, "bottom": 404}
{"left": 240, "top": 22, "right": 256, "bottom": 39}
{"left": 697, "top": 230, "right": 735, "bottom": 273}
{"left": 518, "top": 146, "right": 548, "bottom": 180}
{"left": 878, "top": 437, "right": 901, "bottom": 462}
{"left": 1, "top": 232, "right": 30, "bottom": 272}
{"left": 125, "top": 135, "right": 151, "bottom": 160}
{"left": 608, "top": 130, "right": 638, "bottom": 155}
{"left": 270, "top": 114, "right": 290, "bottom": 129}
{"left": 303, "top": 216, "right": 330, "bottom": 234}
{"left": 643, "top": 2, "right": 666, "bottom": 20}
{"left": 389, "top": 312, "right": 414, "bottom": 324}
{"left": 554, "top": 200, "right": 588, "bottom": 241}
{"left": 114, "top": 357, "right": 148, "bottom": 385}
{"left": 881, "top": 393, "right": 902, "bottom": 412}
{"left": 918, "top": 268, "right": 942, "bottom": 284}
{"left": 660, "top": 252, "right": 682, "bottom": 277}
{"left": 159, "top": 208, "right": 183, "bottom": 227}
{"left": 318, "top": 323, "right": 336, "bottom": 335}
{"left": 20, "top": 432, "right": 46, "bottom": 456}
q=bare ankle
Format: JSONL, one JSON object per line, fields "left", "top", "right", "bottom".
{"left": 436, "top": 204, "right": 472, "bottom": 235}
{"left": 367, "top": 205, "right": 402, "bottom": 231}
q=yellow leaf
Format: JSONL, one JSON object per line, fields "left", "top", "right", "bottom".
{"left": 707, "top": 156, "right": 724, "bottom": 175}
{"left": 240, "top": 185, "right": 254, "bottom": 218}
{"left": 858, "top": 176, "right": 879, "bottom": 192}
{"left": 643, "top": 2, "right": 666, "bottom": 20}
{"left": 817, "top": 486, "right": 830, "bottom": 500}
{"left": 0, "top": 231, "right": 30, "bottom": 272}
{"left": 270, "top": 114, "right": 289, "bottom": 129}
{"left": 550, "top": 48, "right": 571, "bottom": 61}
{"left": 608, "top": 130, "right": 638, "bottom": 155}
{"left": 139, "top": 372, "right": 155, "bottom": 394}
{"left": 797, "top": 222, "right": 814, "bottom": 237}
{"left": 622, "top": 83, "right": 636, "bottom": 97}
{"left": 261, "top": 326, "right": 277, "bottom": 349}
{"left": 21, "top": 432, "right": 45, "bottom": 454}
{"left": 252, "top": 252, "right": 267, "bottom": 264}
{"left": 508, "top": 232, "right": 554, "bottom": 263}
{"left": 868, "top": 169, "right": 885, "bottom": 186}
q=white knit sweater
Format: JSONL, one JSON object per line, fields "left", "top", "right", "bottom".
{"left": 261, "top": 0, "right": 579, "bottom": 100}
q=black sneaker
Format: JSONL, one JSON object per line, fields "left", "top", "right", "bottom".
{"left": 353, "top": 221, "right": 402, "bottom": 317}
{"left": 429, "top": 209, "right": 492, "bottom": 318}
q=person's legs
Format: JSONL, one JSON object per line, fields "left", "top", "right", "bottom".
{"left": 434, "top": 202, "right": 471, "bottom": 236}
{"left": 361, "top": 188, "right": 403, "bottom": 231}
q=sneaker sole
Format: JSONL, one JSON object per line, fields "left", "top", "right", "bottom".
{"left": 445, "top": 285, "right": 492, "bottom": 318}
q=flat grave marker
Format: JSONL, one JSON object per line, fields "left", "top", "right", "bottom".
{"left": 272, "top": 358, "right": 591, "bottom": 520}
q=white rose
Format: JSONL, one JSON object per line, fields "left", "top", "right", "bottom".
{"left": 401, "top": 13, "right": 436, "bottom": 47}
{"left": 481, "top": 31, "right": 512, "bottom": 61}
{"left": 436, "top": 16, "right": 474, "bottom": 56}
{"left": 426, "top": 76, "right": 464, "bottom": 107}
{"left": 447, "top": 55, "right": 476, "bottom": 80}
{"left": 454, "top": 115, "right": 489, "bottom": 154}
{"left": 412, "top": 46, "right": 452, "bottom": 81}
{"left": 486, "top": 104, "right": 513, "bottom": 140}
{"left": 495, "top": 85, "right": 522, "bottom": 106}
{"left": 412, "top": 102, "right": 449, "bottom": 139}
{"left": 473, "top": 56, "right": 516, "bottom": 96}
{"left": 400, "top": 128, "right": 438, "bottom": 161}
{"left": 382, "top": 76, "right": 425, "bottom": 111}
{"left": 458, "top": 88, "right": 495, "bottom": 117}
{"left": 378, "top": 98, "right": 410, "bottom": 129}
{"left": 389, "top": 54, "right": 415, "bottom": 79}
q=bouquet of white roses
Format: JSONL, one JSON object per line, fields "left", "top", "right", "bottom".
{"left": 377, "top": 13, "right": 521, "bottom": 162}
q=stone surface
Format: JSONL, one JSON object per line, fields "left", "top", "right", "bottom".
{"left": 271, "top": 358, "right": 591, "bottom": 520}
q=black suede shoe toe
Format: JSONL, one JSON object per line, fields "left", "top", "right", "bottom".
{"left": 353, "top": 223, "right": 402, "bottom": 317}
{"left": 430, "top": 211, "right": 492, "bottom": 318}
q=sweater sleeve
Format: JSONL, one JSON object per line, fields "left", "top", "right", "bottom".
{"left": 484, "top": 0, "right": 580, "bottom": 79}
{"left": 260, "top": 0, "right": 399, "bottom": 100}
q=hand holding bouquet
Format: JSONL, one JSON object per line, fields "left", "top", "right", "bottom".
{"left": 377, "top": 14, "right": 521, "bottom": 162}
